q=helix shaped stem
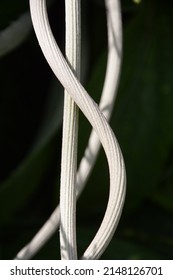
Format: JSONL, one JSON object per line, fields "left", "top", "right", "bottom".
{"left": 15, "top": 0, "right": 126, "bottom": 260}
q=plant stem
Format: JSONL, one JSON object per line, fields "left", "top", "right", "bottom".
{"left": 0, "top": 12, "right": 31, "bottom": 57}
{"left": 59, "top": 0, "right": 81, "bottom": 260}
{"left": 15, "top": 0, "right": 125, "bottom": 260}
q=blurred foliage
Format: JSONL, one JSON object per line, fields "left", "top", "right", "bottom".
{"left": 0, "top": 0, "right": 173, "bottom": 259}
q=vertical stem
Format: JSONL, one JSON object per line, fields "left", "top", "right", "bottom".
{"left": 59, "top": 0, "right": 81, "bottom": 259}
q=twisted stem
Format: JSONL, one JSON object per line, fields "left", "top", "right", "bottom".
{"left": 15, "top": 0, "right": 125, "bottom": 260}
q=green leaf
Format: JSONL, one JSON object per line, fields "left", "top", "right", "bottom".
{"left": 0, "top": 0, "right": 28, "bottom": 29}
{"left": 112, "top": 0, "right": 173, "bottom": 212}
{"left": 151, "top": 153, "right": 173, "bottom": 212}
{"left": 0, "top": 79, "right": 63, "bottom": 223}
{"left": 122, "top": 201, "right": 173, "bottom": 259}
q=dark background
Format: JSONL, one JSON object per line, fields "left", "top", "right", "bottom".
{"left": 0, "top": 0, "right": 173, "bottom": 259}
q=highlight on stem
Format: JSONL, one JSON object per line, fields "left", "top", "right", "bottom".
{"left": 15, "top": 0, "right": 126, "bottom": 260}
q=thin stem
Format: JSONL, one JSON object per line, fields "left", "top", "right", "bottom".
{"left": 15, "top": 0, "right": 125, "bottom": 260}
{"left": 31, "top": 0, "right": 126, "bottom": 260}
{"left": 0, "top": 12, "right": 31, "bottom": 57}
{"left": 0, "top": 0, "right": 54, "bottom": 57}
{"left": 60, "top": 0, "right": 81, "bottom": 260}
{"left": 76, "top": 0, "right": 122, "bottom": 199}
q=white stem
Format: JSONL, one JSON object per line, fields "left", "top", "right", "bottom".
{"left": 15, "top": 0, "right": 125, "bottom": 260}
{"left": 0, "top": 12, "right": 31, "bottom": 57}
{"left": 76, "top": 0, "right": 122, "bottom": 198}
{"left": 0, "top": 0, "right": 54, "bottom": 57}
{"left": 60, "top": 0, "right": 81, "bottom": 260}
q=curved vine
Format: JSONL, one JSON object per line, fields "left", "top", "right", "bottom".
{"left": 15, "top": 0, "right": 126, "bottom": 260}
